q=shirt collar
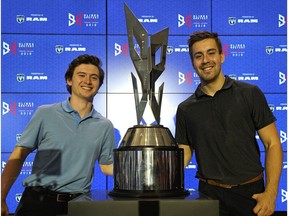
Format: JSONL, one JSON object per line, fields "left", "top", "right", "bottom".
{"left": 195, "top": 75, "right": 234, "bottom": 98}
{"left": 61, "top": 98, "right": 102, "bottom": 118}
{"left": 62, "top": 98, "right": 74, "bottom": 113}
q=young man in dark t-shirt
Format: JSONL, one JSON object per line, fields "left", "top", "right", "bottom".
{"left": 175, "top": 31, "right": 283, "bottom": 216}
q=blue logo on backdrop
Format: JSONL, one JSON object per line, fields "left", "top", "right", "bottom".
{"left": 278, "top": 14, "right": 287, "bottom": 27}
{"left": 2, "top": 42, "right": 17, "bottom": 55}
{"left": 16, "top": 74, "right": 25, "bottom": 82}
{"left": 114, "top": 43, "right": 129, "bottom": 56}
{"left": 228, "top": 16, "right": 258, "bottom": 25}
{"left": 279, "top": 72, "right": 286, "bottom": 85}
{"left": 228, "top": 17, "right": 236, "bottom": 25}
{"left": 266, "top": 46, "right": 274, "bottom": 54}
{"left": 15, "top": 194, "right": 22, "bottom": 202}
{"left": 16, "top": 73, "right": 48, "bottom": 82}
{"left": 2, "top": 41, "right": 35, "bottom": 56}
{"left": 16, "top": 134, "right": 22, "bottom": 142}
{"left": 266, "top": 45, "right": 287, "bottom": 54}
{"left": 16, "top": 15, "right": 24, "bottom": 24}
{"left": 55, "top": 45, "right": 64, "bottom": 54}
{"left": 16, "top": 14, "right": 48, "bottom": 24}
{"left": 178, "top": 14, "right": 209, "bottom": 28}
{"left": 282, "top": 189, "right": 287, "bottom": 203}
{"left": 2, "top": 101, "right": 34, "bottom": 116}
{"left": 54, "top": 44, "right": 86, "bottom": 53}
{"left": 68, "top": 13, "right": 99, "bottom": 27}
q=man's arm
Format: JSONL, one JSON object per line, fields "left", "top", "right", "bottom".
{"left": 178, "top": 144, "right": 192, "bottom": 168}
{"left": 1, "top": 146, "right": 31, "bottom": 216}
{"left": 252, "top": 122, "right": 283, "bottom": 216}
{"left": 100, "top": 164, "right": 113, "bottom": 176}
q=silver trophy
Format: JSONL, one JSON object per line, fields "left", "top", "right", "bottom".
{"left": 109, "top": 4, "right": 188, "bottom": 198}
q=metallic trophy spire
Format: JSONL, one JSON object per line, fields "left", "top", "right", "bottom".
{"left": 124, "top": 3, "right": 169, "bottom": 125}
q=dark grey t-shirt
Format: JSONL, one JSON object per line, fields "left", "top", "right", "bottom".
{"left": 175, "top": 76, "right": 276, "bottom": 184}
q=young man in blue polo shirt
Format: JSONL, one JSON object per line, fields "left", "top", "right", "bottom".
{"left": 175, "top": 31, "right": 283, "bottom": 216}
{"left": 1, "top": 54, "right": 115, "bottom": 216}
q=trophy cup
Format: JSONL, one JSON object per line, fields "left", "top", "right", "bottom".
{"left": 109, "top": 4, "right": 189, "bottom": 198}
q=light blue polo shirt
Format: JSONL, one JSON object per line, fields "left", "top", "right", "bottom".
{"left": 17, "top": 98, "right": 115, "bottom": 193}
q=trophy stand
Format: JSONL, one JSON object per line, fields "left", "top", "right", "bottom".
{"left": 109, "top": 4, "right": 189, "bottom": 198}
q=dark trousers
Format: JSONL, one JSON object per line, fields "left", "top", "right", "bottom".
{"left": 14, "top": 187, "right": 70, "bottom": 216}
{"left": 199, "top": 179, "right": 265, "bottom": 216}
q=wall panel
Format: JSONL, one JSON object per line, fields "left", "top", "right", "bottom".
{"left": 1, "top": 0, "right": 287, "bottom": 213}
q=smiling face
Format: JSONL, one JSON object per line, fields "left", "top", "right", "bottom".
{"left": 191, "top": 38, "right": 225, "bottom": 84}
{"left": 66, "top": 63, "right": 100, "bottom": 102}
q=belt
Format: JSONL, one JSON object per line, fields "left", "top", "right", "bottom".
{"left": 27, "top": 186, "right": 82, "bottom": 202}
{"left": 199, "top": 173, "right": 263, "bottom": 189}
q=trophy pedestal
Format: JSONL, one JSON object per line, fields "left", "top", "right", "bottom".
{"left": 68, "top": 190, "right": 219, "bottom": 216}
{"left": 109, "top": 125, "right": 189, "bottom": 198}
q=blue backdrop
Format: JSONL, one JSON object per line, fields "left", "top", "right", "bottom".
{"left": 1, "top": 0, "right": 287, "bottom": 213}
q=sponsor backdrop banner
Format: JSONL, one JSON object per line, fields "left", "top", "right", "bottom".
{"left": 1, "top": 0, "right": 106, "bottom": 34}
{"left": 1, "top": 0, "right": 287, "bottom": 213}
{"left": 107, "top": 0, "right": 211, "bottom": 35}
{"left": 212, "top": 0, "right": 287, "bottom": 35}
{"left": 2, "top": 35, "right": 107, "bottom": 93}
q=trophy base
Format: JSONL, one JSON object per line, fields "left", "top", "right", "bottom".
{"left": 112, "top": 125, "right": 188, "bottom": 198}
{"left": 108, "top": 189, "right": 190, "bottom": 198}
